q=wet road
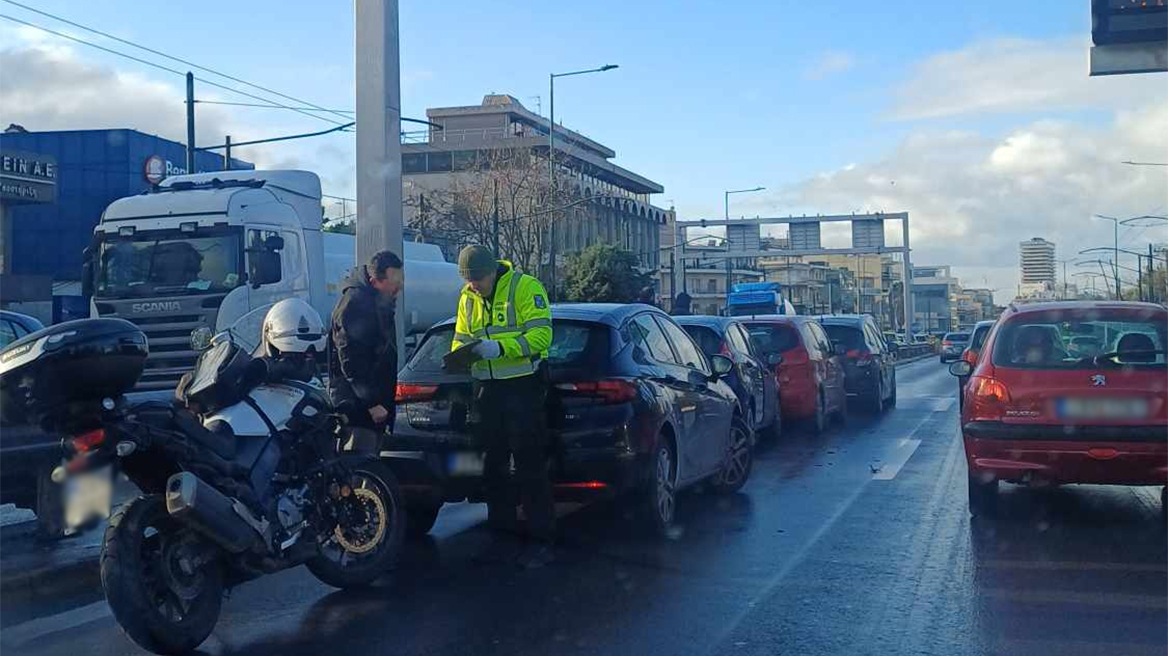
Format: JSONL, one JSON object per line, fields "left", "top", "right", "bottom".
{"left": 3, "top": 360, "right": 1165, "bottom": 656}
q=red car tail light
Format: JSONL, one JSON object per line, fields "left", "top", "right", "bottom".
{"left": 71, "top": 428, "right": 106, "bottom": 453}
{"left": 556, "top": 380, "right": 639, "bottom": 404}
{"left": 967, "top": 376, "right": 1011, "bottom": 421}
{"left": 846, "top": 349, "right": 874, "bottom": 365}
{"left": 395, "top": 383, "right": 438, "bottom": 403}
{"left": 942, "top": 340, "right": 953, "bottom": 347}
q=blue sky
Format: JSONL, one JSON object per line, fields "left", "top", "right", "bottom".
{"left": 2, "top": 0, "right": 1165, "bottom": 298}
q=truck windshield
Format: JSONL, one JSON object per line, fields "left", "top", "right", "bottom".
{"left": 95, "top": 228, "right": 244, "bottom": 298}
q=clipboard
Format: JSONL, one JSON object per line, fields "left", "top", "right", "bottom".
{"left": 442, "top": 339, "right": 482, "bottom": 372}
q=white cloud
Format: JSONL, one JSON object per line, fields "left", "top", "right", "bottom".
{"left": 769, "top": 101, "right": 1168, "bottom": 302}
{"left": 890, "top": 37, "right": 1165, "bottom": 120}
{"left": 0, "top": 40, "right": 356, "bottom": 196}
{"left": 803, "top": 51, "right": 855, "bottom": 81}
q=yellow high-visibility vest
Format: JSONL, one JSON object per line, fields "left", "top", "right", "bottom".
{"left": 452, "top": 261, "right": 552, "bottom": 380}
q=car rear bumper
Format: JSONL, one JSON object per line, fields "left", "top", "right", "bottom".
{"left": 962, "top": 421, "right": 1168, "bottom": 485}
{"left": 843, "top": 366, "right": 880, "bottom": 396}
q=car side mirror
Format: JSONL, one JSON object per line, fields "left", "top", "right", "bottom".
{"left": 710, "top": 354, "right": 733, "bottom": 379}
{"left": 688, "top": 369, "right": 710, "bottom": 388}
{"left": 948, "top": 361, "right": 973, "bottom": 377}
{"left": 81, "top": 258, "right": 95, "bottom": 298}
{"left": 766, "top": 352, "right": 783, "bottom": 366}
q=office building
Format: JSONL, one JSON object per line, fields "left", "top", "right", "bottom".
{"left": 400, "top": 94, "right": 667, "bottom": 284}
{"left": 912, "top": 265, "right": 960, "bottom": 333}
{"left": 1020, "top": 237, "right": 1056, "bottom": 285}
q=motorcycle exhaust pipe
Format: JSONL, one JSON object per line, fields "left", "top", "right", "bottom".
{"left": 165, "top": 472, "right": 263, "bottom": 554}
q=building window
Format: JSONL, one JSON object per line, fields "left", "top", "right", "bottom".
{"left": 403, "top": 153, "right": 426, "bottom": 173}
{"left": 707, "top": 279, "right": 716, "bottom": 293}
{"left": 427, "top": 151, "right": 452, "bottom": 172}
{"left": 452, "top": 150, "right": 478, "bottom": 171}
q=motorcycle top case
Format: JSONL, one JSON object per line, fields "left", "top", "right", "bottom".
{"left": 0, "top": 318, "right": 148, "bottom": 424}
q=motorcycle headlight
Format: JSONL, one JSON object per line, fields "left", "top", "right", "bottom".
{"left": 190, "top": 326, "right": 213, "bottom": 351}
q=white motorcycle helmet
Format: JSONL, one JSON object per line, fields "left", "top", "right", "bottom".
{"left": 261, "top": 298, "right": 327, "bottom": 357}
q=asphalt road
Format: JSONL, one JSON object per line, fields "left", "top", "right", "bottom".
{"left": 3, "top": 360, "right": 1165, "bottom": 656}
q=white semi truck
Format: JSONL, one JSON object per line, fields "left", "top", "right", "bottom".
{"left": 83, "top": 170, "right": 464, "bottom": 390}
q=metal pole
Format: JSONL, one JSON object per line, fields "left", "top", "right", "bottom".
{"left": 492, "top": 178, "right": 500, "bottom": 257}
{"left": 1063, "top": 260, "right": 1067, "bottom": 299}
{"left": 724, "top": 257, "right": 732, "bottom": 315}
{"left": 724, "top": 191, "right": 729, "bottom": 220}
{"left": 901, "top": 214, "right": 914, "bottom": 342}
{"left": 1137, "top": 254, "right": 1144, "bottom": 301}
{"left": 548, "top": 73, "right": 556, "bottom": 299}
{"left": 678, "top": 223, "right": 688, "bottom": 294}
{"left": 1151, "top": 244, "right": 1157, "bottom": 303}
{"left": 1114, "top": 220, "right": 1121, "bottom": 299}
{"left": 355, "top": 0, "right": 404, "bottom": 354}
{"left": 185, "top": 72, "right": 195, "bottom": 173}
{"left": 223, "top": 135, "right": 231, "bottom": 171}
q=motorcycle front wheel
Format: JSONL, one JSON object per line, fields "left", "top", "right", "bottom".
{"left": 100, "top": 495, "right": 224, "bottom": 655}
{"left": 307, "top": 461, "right": 404, "bottom": 589}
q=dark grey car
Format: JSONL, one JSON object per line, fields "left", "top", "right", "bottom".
{"left": 675, "top": 315, "right": 783, "bottom": 440}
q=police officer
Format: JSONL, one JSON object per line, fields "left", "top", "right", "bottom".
{"left": 453, "top": 245, "right": 555, "bottom": 569}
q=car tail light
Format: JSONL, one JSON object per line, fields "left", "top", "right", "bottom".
{"left": 967, "top": 376, "right": 1011, "bottom": 421}
{"left": 846, "top": 349, "right": 874, "bottom": 365}
{"left": 556, "top": 379, "right": 638, "bottom": 404}
{"left": 395, "top": 383, "right": 438, "bottom": 403}
{"left": 942, "top": 340, "right": 953, "bottom": 347}
{"left": 71, "top": 428, "right": 106, "bottom": 453}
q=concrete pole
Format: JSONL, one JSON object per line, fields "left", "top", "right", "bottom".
{"left": 355, "top": 0, "right": 405, "bottom": 354}
{"left": 901, "top": 214, "right": 914, "bottom": 341}
{"left": 185, "top": 72, "right": 196, "bottom": 173}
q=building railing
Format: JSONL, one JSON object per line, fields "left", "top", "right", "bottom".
{"left": 401, "top": 126, "right": 538, "bottom": 145}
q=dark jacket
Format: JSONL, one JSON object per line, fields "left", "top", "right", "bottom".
{"left": 328, "top": 266, "right": 398, "bottom": 423}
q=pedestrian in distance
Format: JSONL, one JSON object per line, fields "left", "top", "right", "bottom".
{"left": 451, "top": 245, "right": 556, "bottom": 569}
{"left": 329, "top": 250, "right": 404, "bottom": 431}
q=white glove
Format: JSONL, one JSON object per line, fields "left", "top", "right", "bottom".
{"left": 473, "top": 339, "right": 502, "bottom": 360}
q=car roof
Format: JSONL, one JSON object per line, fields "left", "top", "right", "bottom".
{"left": 0, "top": 310, "right": 44, "bottom": 329}
{"left": 672, "top": 315, "right": 741, "bottom": 332}
{"left": 427, "top": 303, "right": 664, "bottom": 333}
{"left": 1007, "top": 300, "right": 1167, "bottom": 315}
{"left": 974, "top": 320, "right": 996, "bottom": 328}
{"left": 815, "top": 314, "right": 870, "bottom": 327}
{"left": 737, "top": 314, "right": 809, "bottom": 325}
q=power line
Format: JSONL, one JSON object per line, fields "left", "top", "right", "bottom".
{"left": 194, "top": 100, "right": 355, "bottom": 113}
{"left": 0, "top": 13, "right": 346, "bottom": 127}
{"left": 2, "top": 0, "right": 351, "bottom": 124}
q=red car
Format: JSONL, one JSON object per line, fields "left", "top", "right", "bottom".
{"left": 743, "top": 316, "right": 847, "bottom": 434}
{"left": 949, "top": 301, "right": 1168, "bottom": 518}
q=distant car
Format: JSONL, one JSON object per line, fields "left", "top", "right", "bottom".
{"left": 387, "top": 304, "right": 750, "bottom": 537}
{"left": 817, "top": 314, "right": 898, "bottom": 413}
{"left": 0, "top": 310, "right": 44, "bottom": 347}
{"left": 677, "top": 316, "right": 783, "bottom": 440}
{"left": 740, "top": 316, "right": 847, "bottom": 434}
{"left": 940, "top": 331, "right": 971, "bottom": 362}
{"left": 950, "top": 301, "right": 1168, "bottom": 519}
{"left": 957, "top": 320, "right": 996, "bottom": 408}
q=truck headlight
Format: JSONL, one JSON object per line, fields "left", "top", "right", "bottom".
{"left": 190, "top": 327, "right": 213, "bottom": 351}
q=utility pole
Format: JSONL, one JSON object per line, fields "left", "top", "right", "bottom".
{"left": 355, "top": 0, "right": 404, "bottom": 354}
{"left": 223, "top": 135, "right": 231, "bottom": 171}
{"left": 185, "top": 72, "right": 195, "bottom": 173}
{"left": 724, "top": 257, "right": 732, "bottom": 315}
{"left": 492, "top": 178, "right": 500, "bottom": 256}
{"left": 1151, "top": 243, "right": 1157, "bottom": 303}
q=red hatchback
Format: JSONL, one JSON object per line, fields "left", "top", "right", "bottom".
{"left": 950, "top": 301, "right": 1168, "bottom": 518}
{"left": 743, "top": 316, "right": 847, "bottom": 434}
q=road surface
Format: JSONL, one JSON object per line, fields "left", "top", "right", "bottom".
{"left": 2, "top": 360, "right": 1165, "bottom": 655}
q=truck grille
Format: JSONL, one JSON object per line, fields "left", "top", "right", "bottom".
{"left": 136, "top": 317, "right": 206, "bottom": 391}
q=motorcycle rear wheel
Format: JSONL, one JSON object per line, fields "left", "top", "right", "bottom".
{"left": 101, "top": 495, "right": 224, "bottom": 655}
{"left": 307, "top": 461, "right": 404, "bottom": 589}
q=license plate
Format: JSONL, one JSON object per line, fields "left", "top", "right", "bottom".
{"left": 63, "top": 466, "right": 113, "bottom": 529}
{"left": 1057, "top": 397, "right": 1149, "bottom": 420}
{"left": 447, "top": 451, "right": 485, "bottom": 477}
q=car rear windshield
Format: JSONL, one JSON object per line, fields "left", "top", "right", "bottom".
{"left": 970, "top": 326, "right": 992, "bottom": 350}
{"left": 944, "top": 333, "right": 970, "bottom": 342}
{"left": 744, "top": 323, "right": 800, "bottom": 354}
{"left": 408, "top": 320, "right": 607, "bottom": 373}
{"left": 682, "top": 325, "right": 723, "bottom": 357}
{"left": 822, "top": 324, "right": 865, "bottom": 351}
{"left": 991, "top": 309, "right": 1167, "bottom": 369}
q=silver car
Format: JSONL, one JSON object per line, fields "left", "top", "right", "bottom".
{"left": 939, "top": 331, "right": 970, "bottom": 363}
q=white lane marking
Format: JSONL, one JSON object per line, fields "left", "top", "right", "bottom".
{"left": 872, "top": 438, "right": 923, "bottom": 480}
{"left": 1, "top": 600, "right": 111, "bottom": 649}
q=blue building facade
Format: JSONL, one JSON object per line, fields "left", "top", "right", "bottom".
{"left": 0, "top": 128, "right": 252, "bottom": 283}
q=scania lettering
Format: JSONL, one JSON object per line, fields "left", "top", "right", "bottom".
{"left": 84, "top": 170, "right": 464, "bottom": 390}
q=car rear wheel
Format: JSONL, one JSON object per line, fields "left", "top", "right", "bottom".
{"left": 867, "top": 381, "right": 884, "bottom": 414}
{"left": 644, "top": 439, "right": 677, "bottom": 537}
{"left": 764, "top": 402, "right": 783, "bottom": 440}
{"left": 810, "top": 391, "right": 827, "bottom": 435}
{"left": 713, "top": 417, "right": 752, "bottom": 494}
{"left": 968, "top": 475, "right": 998, "bottom": 518}
{"left": 887, "top": 376, "right": 897, "bottom": 408}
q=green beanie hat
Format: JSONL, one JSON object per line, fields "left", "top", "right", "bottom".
{"left": 458, "top": 245, "right": 496, "bottom": 281}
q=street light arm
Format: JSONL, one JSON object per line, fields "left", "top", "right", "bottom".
{"left": 552, "top": 64, "right": 619, "bottom": 78}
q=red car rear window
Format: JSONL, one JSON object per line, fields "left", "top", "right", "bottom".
{"left": 744, "top": 323, "right": 800, "bottom": 354}
{"left": 991, "top": 308, "right": 1167, "bottom": 369}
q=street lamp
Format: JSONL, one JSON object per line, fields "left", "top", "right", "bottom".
{"left": 1092, "top": 214, "right": 1122, "bottom": 299}
{"left": 547, "top": 64, "right": 619, "bottom": 299}
{"left": 724, "top": 187, "right": 765, "bottom": 220}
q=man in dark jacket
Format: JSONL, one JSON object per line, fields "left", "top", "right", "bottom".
{"left": 329, "top": 250, "right": 404, "bottom": 428}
